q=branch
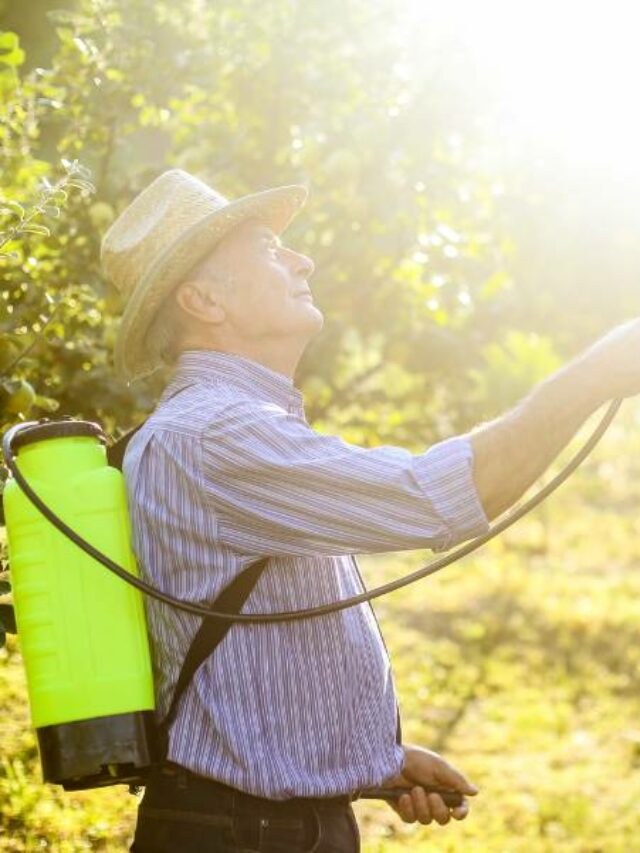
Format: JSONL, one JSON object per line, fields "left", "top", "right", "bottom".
{"left": 96, "top": 115, "right": 118, "bottom": 196}
{"left": 0, "top": 301, "right": 60, "bottom": 380}
{"left": 309, "top": 360, "right": 386, "bottom": 422}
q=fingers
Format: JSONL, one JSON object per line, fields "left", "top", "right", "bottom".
{"left": 412, "top": 787, "right": 433, "bottom": 823}
{"left": 402, "top": 744, "right": 478, "bottom": 796}
{"left": 432, "top": 758, "right": 479, "bottom": 797}
{"left": 394, "top": 786, "right": 470, "bottom": 825}
{"left": 395, "top": 791, "right": 416, "bottom": 823}
{"left": 451, "top": 798, "right": 470, "bottom": 821}
{"left": 427, "top": 792, "right": 451, "bottom": 825}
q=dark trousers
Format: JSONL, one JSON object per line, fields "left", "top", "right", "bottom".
{"left": 130, "top": 762, "right": 361, "bottom": 853}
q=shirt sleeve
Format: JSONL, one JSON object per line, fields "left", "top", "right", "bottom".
{"left": 199, "top": 398, "right": 490, "bottom": 557}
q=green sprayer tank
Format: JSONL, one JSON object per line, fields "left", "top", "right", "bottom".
{"left": 2, "top": 419, "right": 158, "bottom": 789}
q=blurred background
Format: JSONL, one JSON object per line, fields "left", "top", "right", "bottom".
{"left": 1, "top": 0, "right": 640, "bottom": 849}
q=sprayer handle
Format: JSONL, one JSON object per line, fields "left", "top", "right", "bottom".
{"left": 357, "top": 787, "right": 464, "bottom": 808}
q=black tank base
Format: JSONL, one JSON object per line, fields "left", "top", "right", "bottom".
{"left": 37, "top": 710, "right": 159, "bottom": 791}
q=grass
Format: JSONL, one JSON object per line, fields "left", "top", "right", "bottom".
{"left": 3, "top": 404, "right": 640, "bottom": 850}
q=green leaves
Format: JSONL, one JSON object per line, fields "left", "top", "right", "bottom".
{"left": 0, "top": 90, "right": 97, "bottom": 424}
{"left": 15, "top": 223, "right": 50, "bottom": 236}
{"left": 0, "top": 200, "right": 25, "bottom": 219}
{"left": 0, "top": 0, "right": 524, "bottom": 444}
{"left": 472, "top": 330, "right": 563, "bottom": 415}
{"left": 0, "top": 379, "right": 36, "bottom": 416}
{"left": 0, "top": 32, "right": 25, "bottom": 69}
{"left": 60, "top": 159, "right": 94, "bottom": 194}
{"left": 0, "top": 31, "right": 24, "bottom": 101}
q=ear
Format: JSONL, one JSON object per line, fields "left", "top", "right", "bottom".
{"left": 175, "top": 281, "right": 226, "bottom": 325}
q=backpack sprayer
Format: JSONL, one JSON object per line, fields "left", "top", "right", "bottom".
{"left": 0, "top": 398, "right": 623, "bottom": 796}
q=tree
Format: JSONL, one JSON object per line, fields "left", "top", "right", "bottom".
{"left": 1, "top": 0, "right": 515, "bottom": 453}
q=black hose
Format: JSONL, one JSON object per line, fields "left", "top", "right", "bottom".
{"left": 1, "top": 398, "right": 623, "bottom": 623}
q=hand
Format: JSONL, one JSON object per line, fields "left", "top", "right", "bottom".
{"left": 580, "top": 318, "right": 640, "bottom": 402}
{"left": 381, "top": 744, "right": 478, "bottom": 826}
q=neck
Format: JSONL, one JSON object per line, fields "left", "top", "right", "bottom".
{"left": 180, "top": 338, "right": 306, "bottom": 380}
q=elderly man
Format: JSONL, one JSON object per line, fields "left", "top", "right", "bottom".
{"left": 101, "top": 169, "right": 640, "bottom": 853}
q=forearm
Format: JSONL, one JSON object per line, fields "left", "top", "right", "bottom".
{"left": 468, "top": 358, "right": 606, "bottom": 520}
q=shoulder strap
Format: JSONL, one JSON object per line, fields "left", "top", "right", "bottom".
{"left": 106, "top": 383, "right": 196, "bottom": 469}
{"left": 106, "top": 423, "right": 144, "bottom": 469}
{"left": 156, "top": 557, "right": 267, "bottom": 760}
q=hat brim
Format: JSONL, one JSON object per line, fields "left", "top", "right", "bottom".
{"left": 114, "top": 183, "right": 308, "bottom": 383}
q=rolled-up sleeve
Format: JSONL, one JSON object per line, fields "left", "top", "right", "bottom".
{"left": 200, "top": 399, "right": 489, "bottom": 557}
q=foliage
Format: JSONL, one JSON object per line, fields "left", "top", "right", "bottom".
{"left": 0, "top": 27, "right": 115, "bottom": 439}
{"left": 0, "top": 0, "right": 519, "bottom": 451}
{"left": 0, "top": 0, "right": 636, "bottom": 446}
{"left": 470, "top": 330, "right": 563, "bottom": 418}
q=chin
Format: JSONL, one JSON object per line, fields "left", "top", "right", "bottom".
{"left": 305, "top": 305, "right": 324, "bottom": 336}
{"left": 286, "top": 302, "right": 324, "bottom": 342}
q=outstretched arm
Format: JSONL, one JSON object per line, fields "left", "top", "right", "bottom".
{"left": 469, "top": 319, "right": 640, "bottom": 520}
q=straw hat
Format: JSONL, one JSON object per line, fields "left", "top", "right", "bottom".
{"left": 100, "top": 169, "right": 308, "bottom": 383}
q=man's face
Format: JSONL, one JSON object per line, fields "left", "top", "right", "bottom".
{"left": 196, "top": 217, "right": 323, "bottom": 345}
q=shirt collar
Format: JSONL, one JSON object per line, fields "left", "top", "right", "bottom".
{"left": 159, "top": 349, "right": 304, "bottom": 412}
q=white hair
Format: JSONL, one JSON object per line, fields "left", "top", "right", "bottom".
{"left": 144, "top": 251, "right": 234, "bottom": 367}
{"left": 145, "top": 287, "right": 187, "bottom": 367}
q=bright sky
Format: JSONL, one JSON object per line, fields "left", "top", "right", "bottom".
{"left": 400, "top": 0, "right": 640, "bottom": 178}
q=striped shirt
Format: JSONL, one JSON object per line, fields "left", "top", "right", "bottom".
{"left": 122, "top": 349, "right": 489, "bottom": 799}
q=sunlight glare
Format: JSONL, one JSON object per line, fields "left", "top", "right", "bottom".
{"left": 400, "top": 0, "right": 640, "bottom": 176}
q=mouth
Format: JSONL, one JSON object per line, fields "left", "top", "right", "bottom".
{"left": 294, "top": 289, "right": 313, "bottom": 300}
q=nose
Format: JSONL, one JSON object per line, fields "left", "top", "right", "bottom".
{"left": 290, "top": 249, "right": 315, "bottom": 279}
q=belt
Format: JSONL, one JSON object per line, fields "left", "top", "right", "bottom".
{"left": 156, "top": 761, "right": 354, "bottom": 808}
